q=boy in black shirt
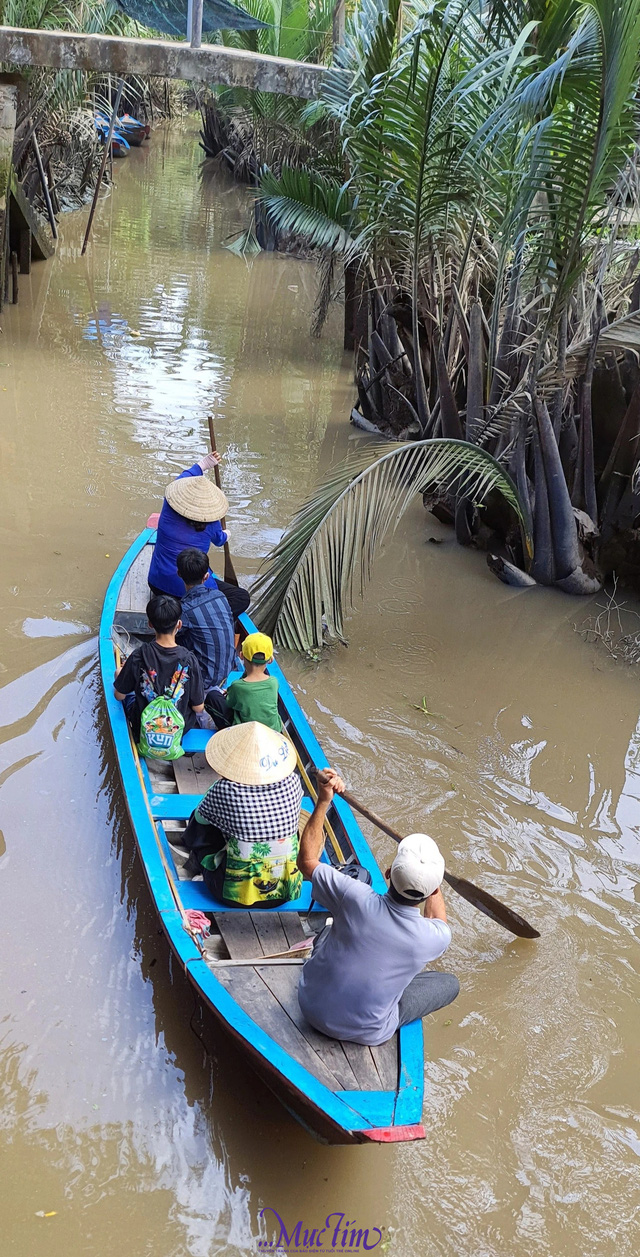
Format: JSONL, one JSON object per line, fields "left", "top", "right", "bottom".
{"left": 114, "top": 595, "right": 205, "bottom": 742}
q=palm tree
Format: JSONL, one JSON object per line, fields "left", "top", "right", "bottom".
{"left": 253, "top": 0, "right": 640, "bottom": 615}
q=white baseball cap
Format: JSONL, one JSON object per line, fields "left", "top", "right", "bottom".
{"left": 390, "top": 833, "right": 445, "bottom": 900}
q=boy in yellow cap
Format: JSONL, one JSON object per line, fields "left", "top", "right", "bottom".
{"left": 225, "top": 632, "right": 282, "bottom": 731}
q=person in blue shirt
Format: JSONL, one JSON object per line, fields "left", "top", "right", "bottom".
{"left": 176, "top": 548, "right": 237, "bottom": 699}
{"left": 148, "top": 453, "right": 250, "bottom": 623}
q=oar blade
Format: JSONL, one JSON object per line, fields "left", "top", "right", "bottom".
{"left": 443, "top": 871, "right": 540, "bottom": 939}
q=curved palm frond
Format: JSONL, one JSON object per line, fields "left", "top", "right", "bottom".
{"left": 252, "top": 439, "right": 532, "bottom": 651}
{"left": 258, "top": 163, "right": 357, "bottom": 254}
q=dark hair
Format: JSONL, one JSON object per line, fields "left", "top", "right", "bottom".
{"left": 177, "top": 548, "right": 209, "bottom": 586}
{"left": 387, "top": 882, "right": 426, "bottom": 907}
{"left": 146, "top": 594, "right": 182, "bottom": 635}
{"left": 190, "top": 520, "right": 208, "bottom": 532}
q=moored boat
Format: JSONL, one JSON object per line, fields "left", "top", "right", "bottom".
{"left": 99, "top": 520, "right": 427, "bottom": 1145}
{"left": 94, "top": 115, "right": 130, "bottom": 157}
{"left": 117, "top": 115, "right": 147, "bottom": 146}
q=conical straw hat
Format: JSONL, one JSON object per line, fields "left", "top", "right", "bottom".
{"left": 165, "top": 476, "right": 228, "bottom": 523}
{"left": 205, "top": 721, "right": 296, "bottom": 786}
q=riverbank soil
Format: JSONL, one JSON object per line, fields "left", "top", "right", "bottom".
{"left": 1, "top": 122, "right": 639, "bottom": 1257}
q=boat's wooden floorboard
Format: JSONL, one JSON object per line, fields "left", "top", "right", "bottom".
{"left": 116, "top": 544, "right": 152, "bottom": 612}
{"left": 121, "top": 540, "right": 400, "bottom": 1097}
{"left": 173, "top": 752, "right": 216, "bottom": 795}
{"left": 214, "top": 913, "right": 398, "bottom": 1093}
{"left": 216, "top": 966, "right": 341, "bottom": 1090}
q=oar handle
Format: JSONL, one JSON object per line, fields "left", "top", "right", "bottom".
{"left": 207, "top": 415, "right": 239, "bottom": 587}
{"left": 340, "top": 788, "right": 403, "bottom": 844}
{"left": 319, "top": 774, "right": 540, "bottom": 939}
{"left": 207, "top": 416, "right": 227, "bottom": 529}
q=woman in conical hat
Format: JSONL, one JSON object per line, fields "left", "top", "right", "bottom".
{"left": 147, "top": 452, "right": 250, "bottom": 623}
{"left": 180, "top": 722, "right": 304, "bottom": 908}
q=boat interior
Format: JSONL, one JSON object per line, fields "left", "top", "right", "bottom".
{"left": 112, "top": 541, "right": 399, "bottom": 1095}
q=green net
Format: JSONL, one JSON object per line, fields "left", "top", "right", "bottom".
{"left": 116, "top": 0, "right": 268, "bottom": 37}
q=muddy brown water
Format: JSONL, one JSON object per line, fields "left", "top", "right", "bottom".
{"left": 1, "top": 123, "right": 639, "bottom": 1257}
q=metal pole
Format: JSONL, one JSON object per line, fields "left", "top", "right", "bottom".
{"left": 187, "top": 0, "right": 194, "bottom": 41}
{"left": 81, "top": 78, "right": 124, "bottom": 256}
{"left": 190, "top": 0, "right": 203, "bottom": 48}
{"left": 31, "top": 130, "right": 58, "bottom": 239}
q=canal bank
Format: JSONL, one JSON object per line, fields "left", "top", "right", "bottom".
{"left": 1, "top": 121, "right": 639, "bottom": 1257}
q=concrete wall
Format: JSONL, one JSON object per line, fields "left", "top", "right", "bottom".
{"left": 0, "top": 28, "right": 340, "bottom": 99}
{"left": 0, "top": 84, "right": 18, "bottom": 307}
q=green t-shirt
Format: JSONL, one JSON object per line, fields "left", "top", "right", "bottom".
{"left": 226, "top": 676, "right": 281, "bottom": 731}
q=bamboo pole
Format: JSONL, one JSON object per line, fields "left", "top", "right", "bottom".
{"left": 81, "top": 78, "right": 124, "bottom": 256}
{"left": 31, "top": 131, "right": 57, "bottom": 240}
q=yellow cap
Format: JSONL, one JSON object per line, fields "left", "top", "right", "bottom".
{"left": 242, "top": 632, "right": 274, "bottom": 663}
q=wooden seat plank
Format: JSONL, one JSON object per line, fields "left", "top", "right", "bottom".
{"left": 256, "top": 965, "right": 360, "bottom": 1091}
{"left": 250, "top": 914, "right": 289, "bottom": 956}
{"left": 341, "top": 1042, "right": 383, "bottom": 1090}
{"left": 371, "top": 1037, "right": 398, "bottom": 1090}
{"left": 278, "top": 913, "right": 307, "bottom": 949}
{"left": 217, "top": 967, "right": 340, "bottom": 1090}
{"left": 214, "top": 913, "right": 263, "bottom": 960}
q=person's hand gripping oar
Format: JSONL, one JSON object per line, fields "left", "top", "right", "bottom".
{"left": 315, "top": 774, "right": 540, "bottom": 939}
{"left": 207, "top": 415, "right": 239, "bottom": 588}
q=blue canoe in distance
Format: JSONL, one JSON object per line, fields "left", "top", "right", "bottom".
{"left": 99, "top": 523, "right": 426, "bottom": 1145}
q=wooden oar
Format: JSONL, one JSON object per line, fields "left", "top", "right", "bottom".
{"left": 207, "top": 416, "right": 239, "bottom": 587}
{"left": 334, "top": 785, "right": 540, "bottom": 940}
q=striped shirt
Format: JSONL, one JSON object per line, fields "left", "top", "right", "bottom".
{"left": 177, "top": 584, "right": 235, "bottom": 691}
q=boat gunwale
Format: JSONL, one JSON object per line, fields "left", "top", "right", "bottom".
{"left": 99, "top": 526, "right": 425, "bottom": 1142}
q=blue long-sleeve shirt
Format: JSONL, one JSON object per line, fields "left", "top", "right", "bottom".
{"left": 148, "top": 464, "right": 228, "bottom": 598}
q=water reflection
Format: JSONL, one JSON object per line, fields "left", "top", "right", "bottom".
{"left": 1, "top": 121, "right": 640, "bottom": 1257}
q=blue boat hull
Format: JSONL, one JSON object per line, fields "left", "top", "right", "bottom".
{"left": 100, "top": 526, "right": 426, "bottom": 1144}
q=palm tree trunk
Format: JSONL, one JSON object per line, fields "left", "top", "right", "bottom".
{"left": 534, "top": 395, "right": 581, "bottom": 580}
{"left": 466, "top": 300, "right": 485, "bottom": 443}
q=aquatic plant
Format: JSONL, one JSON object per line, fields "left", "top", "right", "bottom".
{"left": 256, "top": 0, "right": 640, "bottom": 609}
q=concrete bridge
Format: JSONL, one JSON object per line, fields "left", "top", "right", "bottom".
{"left": 0, "top": 26, "right": 341, "bottom": 99}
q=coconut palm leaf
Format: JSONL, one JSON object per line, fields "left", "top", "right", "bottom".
{"left": 251, "top": 438, "right": 532, "bottom": 651}
{"left": 259, "top": 164, "right": 357, "bottom": 254}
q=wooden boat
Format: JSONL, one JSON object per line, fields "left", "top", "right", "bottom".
{"left": 117, "top": 116, "right": 146, "bottom": 146}
{"left": 99, "top": 520, "right": 426, "bottom": 1145}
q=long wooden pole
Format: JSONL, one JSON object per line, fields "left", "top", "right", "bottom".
{"left": 31, "top": 131, "right": 57, "bottom": 240}
{"left": 328, "top": 781, "right": 540, "bottom": 940}
{"left": 81, "top": 78, "right": 124, "bottom": 256}
{"left": 208, "top": 415, "right": 239, "bottom": 586}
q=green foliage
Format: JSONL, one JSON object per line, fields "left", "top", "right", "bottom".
{"left": 252, "top": 439, "right": 532, "bottom": 650}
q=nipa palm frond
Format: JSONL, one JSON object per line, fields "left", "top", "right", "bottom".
{"left": 251, "top": 438, "right": 532, "bottom": 651}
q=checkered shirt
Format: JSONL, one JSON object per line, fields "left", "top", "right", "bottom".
{"left": 197, "top": 772, "right": 303, "bottom": 841}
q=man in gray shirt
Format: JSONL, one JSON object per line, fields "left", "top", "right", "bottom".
{"left": 297, "top": 769, "right": 459, "bottom": 1046}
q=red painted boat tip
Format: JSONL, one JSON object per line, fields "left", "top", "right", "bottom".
{"left": 146, "top": 512, "right": 161, "bottom": 528}
{"left": 362, "top": 1124, "right": 426, "bottom": 1143}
